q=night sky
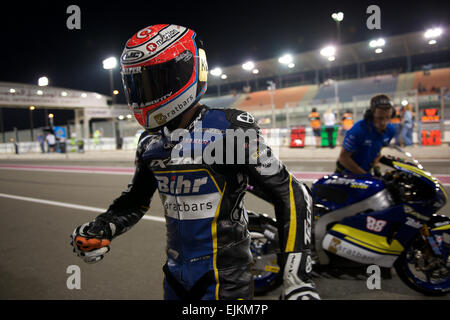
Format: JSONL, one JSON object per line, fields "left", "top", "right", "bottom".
{"left": 1, "top": 0, "right": 449, "bottom": 131}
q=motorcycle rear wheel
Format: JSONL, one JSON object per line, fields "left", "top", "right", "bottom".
{"left": 248, "top": 214, "right": 282, "bottom": 295}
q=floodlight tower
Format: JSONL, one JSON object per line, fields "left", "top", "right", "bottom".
{"left": 331, "top": 12, "right": 344, "bottom": 44}
{"left": 267, "top": 81, "right": 276, "bottom": 129}
{"left": 103, "top": 57, "right": 122, "bottom": 149}
{"left": 38, "top": 76, "right": 50, "bottom": 127}
{"left": 242, "top": 60, "right": 255, "bottom": 89}
{"left": 210, "top": 67, "right": 224, "bottom": 96}
{"left": 103, "top": 57, "right": 118, "bottom": 105}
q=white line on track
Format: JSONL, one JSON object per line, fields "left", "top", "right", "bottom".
{"left": 0, "top": 166, "right": 133, "bottom": 175}
{"left": 0, "top": 192, "right": 165, "bottom": 223}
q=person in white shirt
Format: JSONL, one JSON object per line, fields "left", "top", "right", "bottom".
{"left": 46, "top": 133, "right": 56, "bottom": 153}
{"left": 323, "top": 108, "right": 336, "bottom": 148}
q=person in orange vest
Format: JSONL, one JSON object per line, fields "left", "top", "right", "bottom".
{"left": 309, "top": 108, "right": 321, "bottom": 147}
{"left": 339, "top": 109, "right": 354, "bottom": 144}
{"left": 390, "top": 106, "right": 403, "bottom": 146}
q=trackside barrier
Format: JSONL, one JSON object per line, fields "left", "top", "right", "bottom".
{"left": 421, "top": 130, "right": 442, "bottom": 146}
{"left": 290, "top": 127, "right": 305, "bottom": 148}
{"left": 0, "top": 137, "right": 139, "bottom": 154}
{"left": 1, "top": 127, "right": 449, "bottom": 154}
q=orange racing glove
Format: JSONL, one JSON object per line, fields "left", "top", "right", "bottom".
{"left": 70, "top": 221, "right": 114, "bottom": 264}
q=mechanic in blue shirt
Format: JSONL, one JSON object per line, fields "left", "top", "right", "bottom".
{"left": 336, "top": 94, "right": 396, "bottom": 175}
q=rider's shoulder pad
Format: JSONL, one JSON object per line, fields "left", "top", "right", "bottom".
{"left": 224, "top": 109, "right": 259, "bottom": 130}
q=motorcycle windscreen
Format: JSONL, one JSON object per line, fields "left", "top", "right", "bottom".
{"left": 122, "top": 50, "right": 195, "bottom": 110}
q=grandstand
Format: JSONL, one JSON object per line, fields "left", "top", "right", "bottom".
{"left": 313, "top": 75, "right": 398, "bottom": 103}
{"left": 201, "top": 94, "right": 240, "bottom": 109}
{"left": 237, "top": 85, "right": 314, "bottom": 112}
{"left": 200, "top": 65, "right": 450, "bottom": 148}
{"left": 413, "top": 67, "right": 450, "bottom": 95}
{"left": 202, "top": 67, "right": 449, "bottom": 110}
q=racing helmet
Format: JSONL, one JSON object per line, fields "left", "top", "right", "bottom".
{"left": 120, "top": 24, "right": 208, "bottom": 131}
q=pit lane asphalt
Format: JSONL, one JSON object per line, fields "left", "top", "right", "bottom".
{"left": 0, "top": 159, "right": 448, "bottom": 300}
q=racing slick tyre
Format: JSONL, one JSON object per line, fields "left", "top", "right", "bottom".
{"left": 394, "top": 232, "right": 449, "bottom": 296}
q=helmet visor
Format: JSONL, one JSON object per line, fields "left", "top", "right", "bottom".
{"left": 121, "top": 50, "right": 195, "bottom": 110}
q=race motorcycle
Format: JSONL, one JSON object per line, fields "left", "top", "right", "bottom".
{"left": 248, "top": 147, "right": 450, "bottom": 296}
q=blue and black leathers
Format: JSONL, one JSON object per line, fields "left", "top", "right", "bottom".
{"left": 93, "top": 105, "right": 314, "bottom": 300}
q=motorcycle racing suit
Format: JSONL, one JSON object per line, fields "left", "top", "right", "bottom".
{"left": 91, "top": 105, "right": 315, "bottom": 300}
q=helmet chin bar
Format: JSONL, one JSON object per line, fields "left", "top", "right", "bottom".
{"left": 143, "top": 105, "right": 189, "bottom": 134}
{"left": 165, "top": 114, "right": 184, "bottom": 132}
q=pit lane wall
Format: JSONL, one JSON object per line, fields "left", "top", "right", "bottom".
{"left": 1, "top": 127, "right": 449, "bottom": 154}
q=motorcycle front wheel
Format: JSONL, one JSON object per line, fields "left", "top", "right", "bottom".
{"left": 394, "top": 231, "right": 450, "bottom": 296}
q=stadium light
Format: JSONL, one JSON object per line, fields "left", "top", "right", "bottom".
{"left": 328, "top": 56, "right": 336, "bottom": 61}
{"left": 38, "top": 76, "right": 49, "bottom": 87}
{"left": 369, "top": 38, "right": 385, "bottom": 48}
{"left": 252, "top": 69, "right": 259, "bottom": 74}
{"left": 113, "top": 90, "right": 119, "bottom": 95}
{"left": 288, "top": 63, "right": 295, "bottom": 68}
{"left": 220, "top": 74, "right": 227, "bottom": 80}
{"left": 331, "top": 12, "right": 344, "bottom": 22}
{"left": 320, "top": 46, "right": 336, "bottom": 58}
{"left": 9, "top": 88, "right": 16, "bottom": 93}
{"left": 37, "top": 90, "right": 43, "bottom": 95}
{"left": 103, "top": 57, "right": 117, "bottom": 70}
{"left": 401, "top": 99, "right": 409, "bottom": 106}
{"left": 424, "top": 28, "right": 442, "bottom": 39}
{"left": 242, "top": 61, "right": 255, "bottom": 71}
{"left": 278, "top": 54, "right": 293, "bottom": 65}
{"left": 61, "top": 91, "right": 68, "bottom": 97}
{"left": 425, "top": 27, "right": 443, "bottom": 45}
{"left": 375, "top": 48, "right": 383, "bottom": 54}
{"left": 210, "top": 67, "right": 222, "bottom": 76}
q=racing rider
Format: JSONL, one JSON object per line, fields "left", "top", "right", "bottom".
{"left": 70, "top": 24, "right": 320, "bottom": 300}
{"left": 336, "top": 94, "right": 395, "bottom": 175}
